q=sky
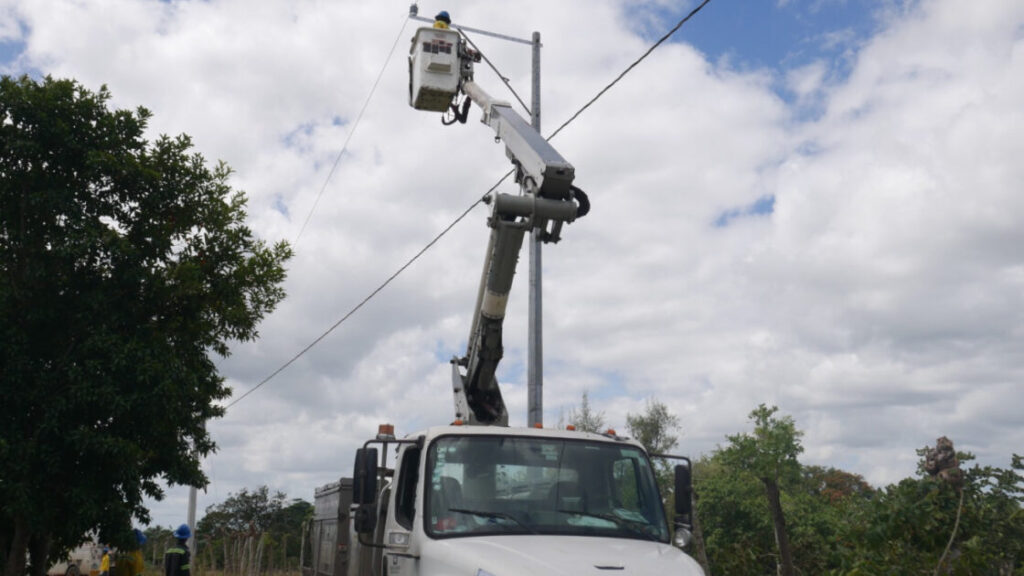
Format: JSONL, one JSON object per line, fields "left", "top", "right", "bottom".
{"left": 3, "top": 0, "right": 1023, "bottom": 530}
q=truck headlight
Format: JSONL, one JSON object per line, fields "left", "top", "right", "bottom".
{"left": 387, "top": 532, "right": 410, "bottom": 547}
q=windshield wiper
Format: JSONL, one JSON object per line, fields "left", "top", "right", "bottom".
{"left": 556, "top": 510, "right": 661, "bottom": 542}
{"left": 448, "top": 508, "right": 536, "bottom": 534}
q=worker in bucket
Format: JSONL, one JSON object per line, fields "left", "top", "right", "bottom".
{"left": 433, "top": 10, "right": 451, "bottom": 28}
{"left": 163, "top": 524, "right": 191, "bottom": 576}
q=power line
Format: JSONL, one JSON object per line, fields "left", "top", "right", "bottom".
{"left": 458, "top": 28, "right": 531, "bottom": 116}
{"left": 226, "top": 1, "right": 713, "bottom": 409}
{"left": 547, "top": 0, "right": 713, "bottom": 141}
{"left": 293, "top": 13, "right": 411, "bottom": 244}
{"left": 225, "top": 170, "right": 514, "bottom": 410}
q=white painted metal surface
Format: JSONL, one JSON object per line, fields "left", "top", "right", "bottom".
{"left": 409, "top": 27, "right": 461, "bottom": 112}
{"left": 379, "top": 426, "right": 704, "bottom": 576}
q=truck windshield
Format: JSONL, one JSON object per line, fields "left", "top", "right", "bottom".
{"left": 424, "top": 435, "right": 669, "bottom": 542}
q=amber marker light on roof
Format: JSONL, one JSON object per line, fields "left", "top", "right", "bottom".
{"left": 534, "top": 423, "right": 543, "bottom": 428}
{"left": 566, "top": 425, "right": 576, "bottom": 431}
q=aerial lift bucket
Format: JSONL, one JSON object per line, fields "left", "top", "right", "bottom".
{"left": 409, "top": 27, "right": 462, "bottom": 112}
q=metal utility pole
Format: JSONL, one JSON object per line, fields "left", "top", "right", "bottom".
{"left": 187, "top": 486, "right": 197, "bottom": 558}
{"left": 527, "top": 31, "right": 543, "bottom": 428}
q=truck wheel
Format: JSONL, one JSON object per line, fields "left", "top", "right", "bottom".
{"left": 66, "top": 565, "right": 80, "bottom": 576}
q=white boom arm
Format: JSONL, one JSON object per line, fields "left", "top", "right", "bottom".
{"left": 409, "top": 26, "right": 589, "bottom": 425}
{"left": 461, "top": 81, "right": 575, "bottom": 201}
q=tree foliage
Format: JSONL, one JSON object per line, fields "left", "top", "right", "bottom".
{"left": 0, "top": 75, "right": 292, "bottom": 576}
{"left": 199, "top": 487, "right": 290, "bottom": 535}
{"left": 567, "top": 390, "right": 606, "bottom": 433}
{"left": 695, "top": 454, "right": 776, "bottom": 575}
{"left": 196, "top": 487, "right": 312, "bottom": 572}
{"left": 626, "top": 398, "right": 681, "bottom": 500}
{"left": 835, "top": 452, "right": 1024, "bottom": 575}
{"left": 695, "top": 404, "right": 1023, "bottom": 575}
{"left": 720, "top": 404, "right": 803, "bottom": 485}
{"left": 697, "top": 453, "right": 871, "bottom": 575}
{"left": 626, "top": 398, "right": 680, "bottom": 456}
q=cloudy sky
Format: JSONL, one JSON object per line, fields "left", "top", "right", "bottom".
{"left": 4, "top": 0, "right": 1023, "bottom": 528}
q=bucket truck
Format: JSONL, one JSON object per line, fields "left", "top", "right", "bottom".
{"left": 303, "top": 22, "right": 704, "bottom": 576}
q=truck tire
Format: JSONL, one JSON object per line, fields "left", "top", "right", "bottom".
{"left": 66, "top": 565, "right": 80, "bottom": 576}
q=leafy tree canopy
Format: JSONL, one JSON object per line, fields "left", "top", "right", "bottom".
{"left": 698, "top": 407, "right": 1023, "bottom": 575}
{"left": 0, "top": 75, "right": 292, "bottom": 576}
{"left": 198, "top": 486, "right": 291, "bottom": 535}
{"left": 720, "top": 404, "right": 803, "bottom": 484}
{"left": 625, "top": 397, "right": 680, "bottom": 498}
{"left": 196, "top": 487, "right": 312, "bottom": 570}
{"left": 626, "top": 398, "right": 680, "bottom": 456}
{"left": 716, "top": 404, "right": 804, "bottom": 576}
{"left": 838, "top": 451, "right": 1024, "bottom": 574}
{"left": 566, "top": 390, "right": 606, "bottom": 433}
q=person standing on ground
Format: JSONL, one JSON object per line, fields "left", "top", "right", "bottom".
{"left": 131, "top": 529, "right": 147, "bottom": 576}
{"left": 164, "top": 525, "right": 191, "bottom": 576}
{"left": 100, "top": 547, "right": 112, "bottom": 576}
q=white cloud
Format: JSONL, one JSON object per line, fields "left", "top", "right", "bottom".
{"left": 786, "top": 59, "right": 827, "bottom": 102}
{"left": 0, "top": 3, "right": 22, "bottom": 43}
{"left": 5, "top": 0, "right": 1024, "bottom": 526}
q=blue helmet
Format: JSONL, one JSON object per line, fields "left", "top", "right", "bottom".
{"left": 435, "top": 10, "right": 451, "bottom": 23}
{"left": 133, "top": 529, "right": 147, "bottom": 546}
{"left": 173, "top": 524, "right": 191, "bottom": 540}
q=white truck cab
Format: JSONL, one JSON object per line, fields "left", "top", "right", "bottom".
{"left": 349, "top": 425, "right": 704, "bottom": 576}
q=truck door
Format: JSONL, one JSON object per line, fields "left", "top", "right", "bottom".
{"left": 383, "top": 443, "right": 421, "bottom": 576}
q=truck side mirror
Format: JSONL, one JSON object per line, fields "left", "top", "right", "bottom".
{"left": 353, "top": 502, "right": 377, "bottom": 535}
{"left": 672, "top": 463, "right": 695, "bottom": 548}
{"left": 352, "top": 448, "right": 379, "bottom": 535}
{"left": 352, "top": 448, "right": 378, "bottom": 505}
{"left": 674, "top": 463, "right": 693, "bottom": 522}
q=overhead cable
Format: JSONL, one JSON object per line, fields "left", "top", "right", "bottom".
{"left": 547, "top": 0, "right": 712, "bottom": 141}
{"left": 293, "top": 13, "right": 411, "bottom": 244}
{"left": 458, "top": 29, "right": 531, "bottom": 116}
{"left": 225, "top": 171, "right": 514, "bottom": 410}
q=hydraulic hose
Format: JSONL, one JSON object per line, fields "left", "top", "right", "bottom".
{"left": 571, "top": 185, "right": 591, "bottom": 218}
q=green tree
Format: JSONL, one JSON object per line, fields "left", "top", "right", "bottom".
{"left": 694, "top": 457, "right": 873, "bottom": 575}
{"left": 567, "top": 390, "right": 606, "bottom": 433}
{"left": 694, "top": 454, "right": 774, "bottom": 575}
{"left": 142, "top": 526, "right": 174, "bottom": 567}
{"left": 626, "top": 398, "right": 680, "bottom": 456}
{"left": 199, "top": 487, "right": 288, "bottom": 535}
{"left": 718, "top": 404, "right": 803, "bottom": 576}
{"left": 788, "top": 466, "right": 873, "bottom": 574}
{"left": 800, "top": 465, "right": 872, "bottom": 505}
{"left": 626, "top": 398, "right": 680, "bottom": 496}
{"left": 197, "top": 488, "right": 312, "bottom": 572}
{"left": 0, "top": 76, "right": 292, "bottom": 576}
{"left": 837, "top": 452, "right": 1023, "bottom": 575}
{"left": 275, "top": 499, "right": 314, "bottom": 560}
